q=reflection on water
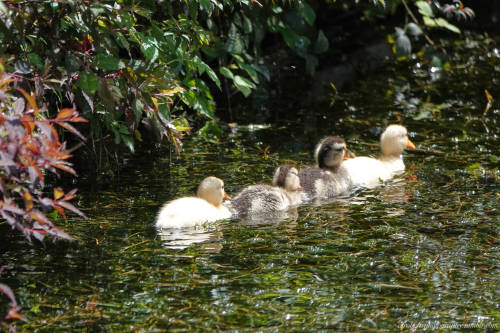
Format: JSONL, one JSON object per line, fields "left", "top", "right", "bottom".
{"left": 236, "top": 207, "right": 299, "bottom": 226}
{"left": 156, "top": 226, "right": 223, "bottom": 252}
{"left": 349, "top": 178, "right": 410, "bottom": 217}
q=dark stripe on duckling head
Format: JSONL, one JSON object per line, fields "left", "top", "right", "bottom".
{"left": 316, "top": 136, "right": 346, "bottom": 169}
{"left": 273, "top": 164, "right": 293, "bottom": 188}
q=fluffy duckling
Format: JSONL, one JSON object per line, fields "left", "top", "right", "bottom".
{"left": 156, "top": 176, "right": 231, "bottom": 229}
{"left": 228, "top": 165, "right": 302, "bottom": 218}
{"left": 343, "top": 124, "right": 416, "bottom": 187}
{"left": 298, "top": 136, "right": 355, "bottom": 200}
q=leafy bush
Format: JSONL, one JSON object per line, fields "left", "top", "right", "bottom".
{"left": 0, "top": 63, "right": 86, "bottom": 329}
{"left": 0, "top": 0, "right": 334, "bottom": 152}
{"left": 0, "top": 63, "right": 86, "bottom": 242}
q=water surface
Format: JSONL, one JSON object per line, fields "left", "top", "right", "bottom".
{"left": 1, "top": 33, "right": 499, "bottom": 331}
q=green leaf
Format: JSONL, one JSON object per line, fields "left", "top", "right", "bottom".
{"left": 395, "top": 32, "right": 412, "bottom": 56}
{"left": 219, "top": 66, "right": 234, "bottom": 80}
{"left": 241, "top": 14, "right": 253, "bottom": 34}
{"left": 28, "top": 53, "right": 43, "bottom": 70}
{"left": 253, "top": 64, "right": 270, "bottom": 82}
{"left": 435, "top": 18, "right": 461, "bottom": 34}
{"left": 65, "top": 52, "right": 80, "bottom": 74}
{"left": 423, "top": 16, "right": 437, "bottom": 27}
{"left": 194, "top": 56, "right": 221, "bottom": 90}
{"left": 121, "top": 135, "right": 135, "bottom": 153}
{"left": 132, "top": 99, "right": 144, "bottom": 124}
{"left": 77, "top": 72, "right": 99, "bottom": 95}
{"left": 198, "top": 120, "right": 222, "bottom": 144}
{"left": 94, "top": 53, "right": 124, "bottom": 71}
{"left": 233, "top": 75, "right": 255, "bottom": 97}
{"left": 140, "top": 34, "right": 159, "bottom": 62}
{"left": 313, "top": 30, "right": 329, "bottom": 54}
{"left": 200, "top": 0, "right": 214, "bottom": 15}
{"left": 195, "top": 95, "right": 216, "bottom": 119}
{"left": 298, "top": 2, "right": 315, "bottom": 26}
{"left": 305, "top": 54, "right": 318, "bottom": 76}
{"left": 236, "top": 61, "right": 259, "bottom": 84}
{"left": 280, "top": 27, "right": 310, "bottom": 58}
{"left": 226, "top": 23, "right": 245, "bottom": 54}
{"left": 416, "top": 1, "right": 434, "bottom": 18}
{"left": 406, "top": 23, "right": 423, "bottom": 37}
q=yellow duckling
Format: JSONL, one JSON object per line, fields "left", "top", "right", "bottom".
{"left": 343, "top": 124, "right": 416, "bottom": 187}
{"left": 298, "top": 136, "right": 355, "bottom": 200}
{"left": 156, "top": 176, "right": 231, "bottom": 229}
{"left": 228, "top": 165, "right": 302, "bottom": 218}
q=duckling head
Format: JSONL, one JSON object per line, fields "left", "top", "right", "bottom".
{"left": 314, "top": 136, "right": 354, "bottom": 171}
{"left": 380, "top": 125, "right": 416, "bottom": 156}
{"left": 272, "top": 165, "right": 301, "bottom": 191}
{"left": 197, "top": 176, "right": 231, "bottom": 206}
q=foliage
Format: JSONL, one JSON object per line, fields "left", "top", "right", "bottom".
{"left": 389, "top": 0, "right": 475, "bottom": 59}
{"left": 0, "top": 0, "right": 331, "bottom": 152}
{"left": 0, "top": 64, "right": 87, "bottom": 328}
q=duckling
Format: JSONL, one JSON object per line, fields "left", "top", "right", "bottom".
{"left": 342, "top": 124, "right": 416, "bottom": 187}
{"left": 298, "top": 136, "right": 355, "bottom": 200}
{"left": 155, "top": 176, "right": 231, "bottom": 229}
{"left": 228, "top": 165, "right": 302, "bottom": 218}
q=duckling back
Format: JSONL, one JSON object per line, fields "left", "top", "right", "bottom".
{"left": 343, "top": 156, "right": 392, "bottom": 188}
{"left": 298, "top": 165, "right": 351, "bottom": 200}
{"left": 156, "top": 197, "right": 231, "bottom": 228}
{"left": 228, "top": 184, "right": 300, "bottom": 218}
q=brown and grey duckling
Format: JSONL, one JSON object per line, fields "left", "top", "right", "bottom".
{"left": 227, "top": 165, "right": 302, "bottom": 218}
{"left": 298, "top": 136, "right": 355, "bottom": 201}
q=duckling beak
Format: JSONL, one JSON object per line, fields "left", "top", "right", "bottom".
{"left": 344, "top": 149, "right": 356, "bottom": 159}
{"left": 297, "top": 185, "right": 302, "bottom": 190}
{"left": 407, "top": 139, "right": 416, "bottom": 150}
{"left": 223, "top": 192, "right": 231, "bottom": 201}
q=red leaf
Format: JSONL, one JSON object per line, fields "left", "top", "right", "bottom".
{"left": 25, "top": 142, "right": 40, "bottom": 154}
{"left": 57, "top": 201, "right": 87, "bottom": 218}
{"left": 62, "top": 188, "right": 78, "bottom": 201}
{"left": 49, "top": 162, "right": 77, "bottom": 176}
{"left": 54, "top": 187, "right": 64, "bottom": 200}
{"left": 20, "top": 115, "right": 35, "bottom": 134}
{"left": 48, "top": 227, "right": 73, "bottom": 241}
{"left": 56, "top": 108, "right": 74, "bottom": 120}
{"left": 0, "top": 283, "right": 18, "bottom": 307}
{"left": 56, "top": 122, "right": 86, "bottom": 141}
{"left": 29, "top": 210, "right": 52, "bottom": 225}
{"left": 54, "top": 205, "right": 66, "bottom": 217}
{"left": 6, "top": 308, "right": 26, "bottom": 322}
{"left": 36, "top": 121, "right": 59, "bottom": 144}
{"left": 23, "top": 191, "right": 33, "bottom": 211}
{"left": 70, "top": 116, "right": 88, "bottom": 123}
{"left": 17, "top": 88, "right": 39, "bottom": 116}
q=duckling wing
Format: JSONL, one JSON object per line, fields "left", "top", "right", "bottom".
{"left": 231, "top": 185, "right": 291, "bottom": 218}
{"left": 156, "top": 197, "right": 231, "bottom": 228}
{"left": 342, "top": 157, "right": 392, "bottom": 188}
{"left": 298, "top": 167, "right": 350, "bottom": 200}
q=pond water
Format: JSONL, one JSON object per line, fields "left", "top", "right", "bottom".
{"left": 1, "top": 33, "right": 499, "bottom": 331}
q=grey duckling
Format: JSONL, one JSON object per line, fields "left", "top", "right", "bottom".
{"left": 227, "top": 165, "right": 302, "bottom": 218}
{"left": 298, "top": 136, "right": 355, "bottom": 201}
